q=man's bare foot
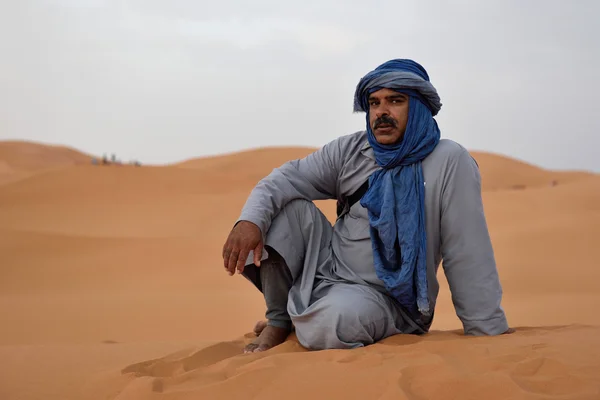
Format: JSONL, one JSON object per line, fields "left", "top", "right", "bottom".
{"left": 244, "top": 324, "right": 290, "bottom": 353}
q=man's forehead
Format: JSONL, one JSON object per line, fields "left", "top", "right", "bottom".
{"left": 368, "top": 88, "right": 407, "bottom": 98}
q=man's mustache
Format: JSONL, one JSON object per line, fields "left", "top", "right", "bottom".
{"left": 373, "top": 115, "right": 397, "bottom": 129}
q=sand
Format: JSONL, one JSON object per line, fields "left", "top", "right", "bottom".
{"left": 0, "top": 140, "right": 599, "bottom": 399}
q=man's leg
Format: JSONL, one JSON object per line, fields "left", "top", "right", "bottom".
{"left": 242, "top": 247, "right": 293, "bottom": 329}
{"left": 241, "top": 199, "right": 333, "bottom": 352}
{"left": 242, "top": 246, "right": 294, "bottom": 353}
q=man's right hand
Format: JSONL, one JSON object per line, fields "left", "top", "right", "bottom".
{"left": 222, "top": 221, "right": 264, "bottom": 276}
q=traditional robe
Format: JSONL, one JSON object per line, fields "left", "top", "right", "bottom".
{"left": 238, "top": 131, "right": 509, "bottom": 349}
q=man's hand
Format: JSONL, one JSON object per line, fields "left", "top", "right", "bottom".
{"left": 222, "top": 221, "right": 263, "bottom": 276}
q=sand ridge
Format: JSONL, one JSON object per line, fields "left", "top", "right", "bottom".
{"left": 116, "top": 325, "right": 600, "bottom": 400}
{"left": 0, "top": 141, "right": 599, "bottom": 399}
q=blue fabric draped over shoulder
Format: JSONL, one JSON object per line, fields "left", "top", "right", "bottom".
{"left": 354, "top": 59, "right": 442, "bottom": 321}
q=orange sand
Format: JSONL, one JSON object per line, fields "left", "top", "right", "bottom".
{"left": 0, "top": 141, "right": 599, "bottom": 399}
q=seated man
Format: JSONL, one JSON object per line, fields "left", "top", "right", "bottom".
{"left": 222, "top": 59, "right": 511, "bottom": 353}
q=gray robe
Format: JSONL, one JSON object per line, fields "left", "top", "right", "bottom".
{"left": 238, "top": 130, "right": 509, "bottom": 349}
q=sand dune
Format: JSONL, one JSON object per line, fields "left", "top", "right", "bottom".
{"left": 176, "top": 146, "right": 317, "bottom": 170}
{"left": 0, "top": 142, "right": 599, "bottom": 400}
{"left": 470, "top": 151, "right": 594, "bottom": 191}
{"left": 177, "top": 145, "right": 594, "bottom": 192}
{"left": 0, "top": 140, "right": 93, "bottom": 186}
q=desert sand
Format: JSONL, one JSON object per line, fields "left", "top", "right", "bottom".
{"left": 0, "top": 140, "right": 599, "bottom": 400}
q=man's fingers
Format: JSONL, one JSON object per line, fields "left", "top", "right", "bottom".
{"left": 222, "top": 240, "right": 228, "bottom": 259}
{"left": 223, "top": 238, "right": 237, "bottom": 274}
{"left": 222, "top": 245, "right": 232, "bottom": 269}
{"left": 222, "top": 233, "right": 234, "bottom": 258}
{"left": 253, "top": 241, "right": 263, "bottom": 267}
{"left": 222, "top": 234, "right": 236, "bottom": 270}
{"left": 236, "top": 249, "right": 250, "bottom": 274}
{"left": 227, "top": 249, "right": 240, "bottom": 275}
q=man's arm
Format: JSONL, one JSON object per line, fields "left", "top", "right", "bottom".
{"left": 236, "top": 137, "right": 343, "bottom": 235}
{"left": 440, "top": 147, "right": 510, "bottom": 335}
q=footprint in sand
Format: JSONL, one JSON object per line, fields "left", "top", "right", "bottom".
{"left": 510, "top": 357, "right": 597, "bottom": 397}
{"left": 121, "top": 341, "right": 244, "bottom": 378}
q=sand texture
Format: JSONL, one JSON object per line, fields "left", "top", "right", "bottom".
{"left": 1, "top": 141, "right": 599, "bottom": 399}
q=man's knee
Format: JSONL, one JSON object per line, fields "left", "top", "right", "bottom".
{"left": 295, "top": 290, "right": 386, "bottom": 350}
{"left": 278, "top": 199, "right": 318, "bottom": 219}
{"left": 267, "top": 198, "right": 331, "bottom": 263}
{"left": 267, "top": 199, "right": 318, "bottom": 240}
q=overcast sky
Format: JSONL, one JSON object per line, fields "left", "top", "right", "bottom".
{"left": 1, "top": 0, "right": 598, "bottom": 171}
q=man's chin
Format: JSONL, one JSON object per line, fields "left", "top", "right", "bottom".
{"left": 374, "top": 133, "right": 401, "bottom": 145}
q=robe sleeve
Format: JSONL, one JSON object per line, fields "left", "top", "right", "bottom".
{"left": 236, "top": 138, "right": 343, "bottom": 235}
{"left": 440, "top": 147, "right": 509, "bottom": 335}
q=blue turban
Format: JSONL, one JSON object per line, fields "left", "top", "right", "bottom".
{"left": 355, "top": 59, "right": 441, "bottom": 321}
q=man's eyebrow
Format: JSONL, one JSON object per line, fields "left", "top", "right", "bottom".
{"left": 368, "top": 93, "right": 407, "bottom": 101}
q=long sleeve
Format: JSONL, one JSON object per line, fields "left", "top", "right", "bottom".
{"left": 236, "top": 138, "right": 343, "bottom": 235}
{"left": 439, "top": 147, "right": 509, "bottom": 335}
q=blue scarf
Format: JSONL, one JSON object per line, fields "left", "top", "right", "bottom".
{"left": 354, "top": 59, "right": 442, "bottom": 320}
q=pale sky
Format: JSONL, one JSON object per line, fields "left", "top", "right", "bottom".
{"left": 1, "top": 0, "right": 598, "bottom": 171}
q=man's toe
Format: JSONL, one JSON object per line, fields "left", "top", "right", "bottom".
{"left": 255, "top": 344, "right": 271, "bottom": 352}
{"left": 243, "top": 343, "right": 259, "bottom": 353}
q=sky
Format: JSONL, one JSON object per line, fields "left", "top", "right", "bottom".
{"left": 0, "top": 0, "right": 598, "bottom": 171}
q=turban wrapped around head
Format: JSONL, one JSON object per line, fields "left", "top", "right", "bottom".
{"left": 353, "top": 59, "right": 442, "bottom": 116}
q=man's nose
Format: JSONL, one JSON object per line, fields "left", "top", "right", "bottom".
{"left": 375, "top": 103, "right": 390, "bottom": 118}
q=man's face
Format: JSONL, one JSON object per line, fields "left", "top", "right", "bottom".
{"left": 368, "top": 88, "right": 409, "bottom": 145}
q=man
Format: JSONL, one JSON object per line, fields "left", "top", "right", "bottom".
{"left": 222, "top": 59, "right": 511, "bottom": 353}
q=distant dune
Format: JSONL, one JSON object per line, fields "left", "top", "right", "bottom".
{"left": 175, "top": 146, "right": 319, "bottom": 184}
{"left": 177, "top": 144, "right": 594, "bottom": 192}
{"left": 471, "top": 152, "right": 593, "bottom": 191}
{"left": 0, "top": 140, "right": 93, "bottom": 185}
{"left": 176, "top": 146, "right": 318, "bottom": 169}
{"left": 0, "top": 140, "right": 599, "bottom": 400}
{"left": 1, "top": 139, "right": 592, "bottom": 191}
